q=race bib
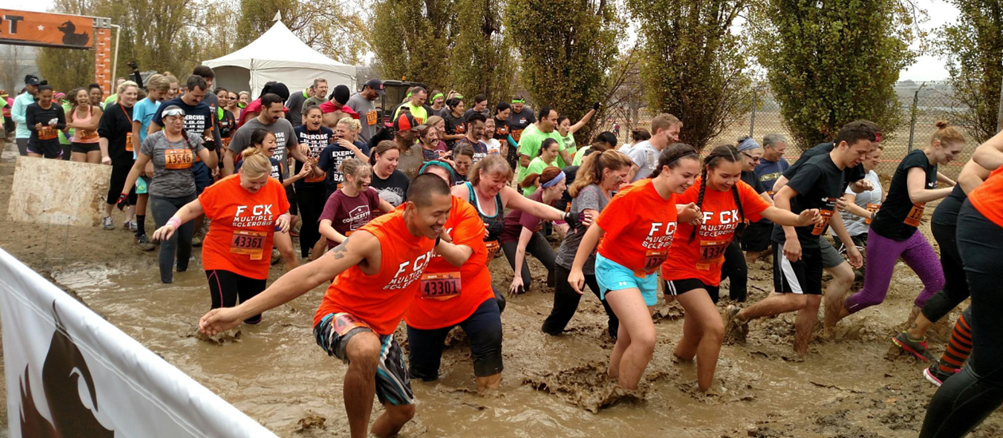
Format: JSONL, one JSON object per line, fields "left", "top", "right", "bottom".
{"left": 125, "top": 132, "right": 134, "bottom": 152}
{"left": 905, "top": 203, "right": 925, "bottom": 227}
{"left": 812, "top": 209, "right": 834, "bottom": 236}
{"left": 230, "top": 230, "right": 266, "bottom": 260}
{"left": 366, "top": 110, "right": 378, "bottom": 126}
{"left": 332, "top": 313, "right": 370, "bottom": 337}
{"left": 38, "top": 126, "right": 58, "bottom": 141}
{"left": 164, "top": 148, "right": 194, "bottom": 170}
{"left": 485, "top": 240, "right": 500, "bottom": 260}
{"left": 420, "top": 272, "right": 462, "bottom": 300}
{"left": 641, "top": 249, "right": 668, "bottom": 276}
{"left": 78, "top": 129, "right": 98, "bottom": 140}
{"left": 697, "top": 239, "right": 730, "bottom": 270}
{"left": 865, "top": 203, "right": 880, "bottom": 225}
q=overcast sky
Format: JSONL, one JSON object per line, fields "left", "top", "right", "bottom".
{"left": 7, "top": 0, "right": 960, "bottom": 81}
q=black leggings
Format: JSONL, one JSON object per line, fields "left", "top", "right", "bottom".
{"left": 543, "top": 264, "right": 619, "bottom": 339}
{"left": 149, "top": 194, "right": 196, "bottom": 283}
{"left": 107, "top": 162, "right": 137, "bottom": 205}
{"left": 921, "top": 220, "right": 970, "bottom": 323}
{"left": 719, "top": 239, "right": 748, "bottom": 302}
{"left": 406, "top": 298, "right": 503, "bottom": 379}
{"left": 205, "top": 269, "right": 267, "bottom": 324}
{"left": 501, "top": 232, "right": 556, "bottom": 292}
{"left": 295, "top": 184, "right": 326, "bottom": 258}
{"left": 920, "top": 201, "right": 1003, "bottom": 437}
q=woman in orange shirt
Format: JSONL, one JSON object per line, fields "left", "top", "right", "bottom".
{"left": 152, "top": 146, "right": 290, "bottom": 323}
{"left": 661, "top": 145, "right": 819, "bottom": 392}
{"left": 568, "top": 143, "right": 702, "bottom": 390}
{"left": 920, "top": 131, "right": 1003, "bottom": 438}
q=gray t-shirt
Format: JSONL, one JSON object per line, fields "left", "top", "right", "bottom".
{"left": 627, "top": 140, "right": 659, "bottom": 181}
{"left": 346, "top": 93, "right": 377, "bottom": 143}
{"left": 228, "top": 117, "right": 299, "bottom": 166}
{"left": 141, "top": 131, "right": 205, "bottom": 198}
{"left": 555, "top": 184, "right": 609, "bottom": 274}
{"left": 397, "top": 142, "right": 425, "bottom": 180}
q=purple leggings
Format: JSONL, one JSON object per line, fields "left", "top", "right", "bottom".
{"left": 844, "top": 230, "right": 945, "bottom": 314}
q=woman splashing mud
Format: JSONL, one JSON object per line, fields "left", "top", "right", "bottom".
{"left": 568, "top": 144, "right": 702, "bottom": 390}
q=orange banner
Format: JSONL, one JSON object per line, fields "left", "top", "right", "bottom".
{"left": 0, "top": 9, "right": 94, "bottom": 49}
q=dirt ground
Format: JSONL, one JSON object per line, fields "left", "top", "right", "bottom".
{"left": 1, "top": 139, "right": 1001, "bottom": 437}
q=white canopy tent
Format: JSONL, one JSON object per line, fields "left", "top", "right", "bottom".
{"left": 204, "top": 20, "right": 356, "bottom": 99}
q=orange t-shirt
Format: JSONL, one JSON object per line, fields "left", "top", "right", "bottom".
{"left": 199, "top": 174, "right": 290, "bottom": 280}
{"left": 404, "top": 198, "right": 490, "bottom": 330}
{"left": 313, "top": 206, "right": 438, "bottom": 335}
{"left": 970, "top": 166, "right": 1003, "bottom": 228}
{"left": 662, "top": 179, "right": 771, "bottom": 285}
{"left": 596, "top": 179, "right": 679, "bottom": 274}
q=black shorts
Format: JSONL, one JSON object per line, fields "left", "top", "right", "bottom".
{"left": 772, "top": 244, "right": 823, "bottom": 295}
{"left": 406, "top": 298, "right": 503, "bottom": 379}
{"left": 27, "top": 140, "right": 63, "bottom": 159}
{"left": 285, "top": 185, "right": 298, "bottom": 216}
{"left": 71, "top": 142, "right": 100, "bottom": 153}
{"left": 314, "top": 313, "right": 414, "bottom": 405}
{"left": 664, "top": 278, "right": 719, "bottom": 298}
{"left": 741, "top": 221, "right": 773, "bottom": 252}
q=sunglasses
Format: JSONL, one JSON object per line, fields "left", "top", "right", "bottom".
{"left": 163, "top": 108, "right": 185, "bottom": 117}
{"left": 741, "top": 151, "right": 761, "bottom": 162}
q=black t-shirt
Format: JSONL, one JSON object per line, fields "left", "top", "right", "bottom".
{"left": 295, "top": 125, "right": 334, "bottom": 188}
{"left": 507, "top": 107, "right": 536, "bottom": 142}
{"left": 931, "top": 184, "right": 966, "bottom": 227}
{"left": 152, "top": 97, "right": 213, "bottom": 141}
{"left": 741, "top": 170, "right": 767, "bottom": 194}
{"left": 370, "top": 170, "right": 410, "bottom": 207}
{"left": 785, "top": 142, "right": 865, "bottom": 190}
{"left": 443, "top": 111, "right": 467, "bottom": 148}
{"left": 98, "top": 103, "right": 135, "bottom": 165}
{"left": 870, "top": 149, "right": 937, "bottom": 241}
{"left": 218, "top": 109, "right": 236, "bottom": 140}
{"left": 772, "top": 154, "right": 844, "bottom": 248}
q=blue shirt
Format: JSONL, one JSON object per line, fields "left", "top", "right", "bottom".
{"left": 754, "top": 157, "right": 790, "bottom": 196}
{"left": 133, "top": 98, "right": 161, "bottom": 158}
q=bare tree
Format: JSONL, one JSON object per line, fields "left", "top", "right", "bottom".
{"left": 0, "top": 45, "right": 26, "bottom": 94}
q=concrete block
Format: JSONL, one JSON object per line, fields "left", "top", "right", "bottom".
{"left": 7, "top": 156, "right": 112, "bottom": 227}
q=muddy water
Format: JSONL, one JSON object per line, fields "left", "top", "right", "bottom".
{"left": 53, "top": 257, "right": 1000, "bottom": 438}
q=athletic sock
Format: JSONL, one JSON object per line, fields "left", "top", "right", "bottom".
{"left": 136, "top": 215, "right": 146, "bottom": 237}
{"left": 938, "top": 312, "right": 972, "bottom": 374}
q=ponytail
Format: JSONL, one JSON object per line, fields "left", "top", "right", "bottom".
{"left": 240, "top": 146, "right": 272, "bottom": 179}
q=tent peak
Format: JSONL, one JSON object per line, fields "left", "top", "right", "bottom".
{"left": 273, "top": 11, "right": 281, "bottom": 22}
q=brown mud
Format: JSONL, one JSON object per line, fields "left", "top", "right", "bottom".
{"left": 1, "top": 141, "right": 1002, "bottom": 437}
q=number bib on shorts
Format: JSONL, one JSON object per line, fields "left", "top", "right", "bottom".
{"left": 905, "top": 203, "right": 925, "bottom": 227}
{"left": 420, "top": 272, "right": 462, "bottom": 300}
{"left": 485, "top": 240, "right": 500, "bottom": 260}
{"left": 865, "top": 203, "right": 880, "bottom": 225}
{"left": 164, "top": 148, "right": 194, "bottom": 169}
{"left": 230, "top": 230, "right": 266, "bottom": 260}
{"left": 332, "top": 312, "right": 370, "bottom": 337}
{"left": 38, "top": 126, "right": 58, "bottom": 141}
{"left": 812, "top": 209, "right": 834, "bottom": 236}
{"left": 697, "top": 239, "right": 730, "bottom": 271}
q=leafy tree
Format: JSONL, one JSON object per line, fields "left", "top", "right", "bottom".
{"left": 505, "top": 0, "right": 620, "bottom": 140}
{"left": 627, "top": 0, "right": 750, "bottom": 150}
{"left": 371, "top": 0, "right": 455, "bottom": 90}
{"left": 452, "top": 0, "right": 515, "bottom": 104}
{"left": 749, "top": 0, "right": 917, "bottom": 150}
{"left": 935, "top": 0, "right": 1003, "bottom": 143}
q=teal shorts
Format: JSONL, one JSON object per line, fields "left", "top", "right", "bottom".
{"left": 595, "top": 253, "right": 659, "bottom": 306}
{"left": 135, "top": 176, "right": 149, "bottom": 195}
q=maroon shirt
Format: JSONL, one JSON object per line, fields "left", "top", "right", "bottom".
{"left": 500, "top": 191, "right": 554, "bottom": 244}
{"left": 319, "top": 188, "right": 382, "bottom": 248}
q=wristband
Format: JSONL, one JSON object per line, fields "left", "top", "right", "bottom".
{"left": 435, "top": 236, "right": 441, "bottom": 247}
{"left": 167, "top": 217, "right": 182, "bottom": 229}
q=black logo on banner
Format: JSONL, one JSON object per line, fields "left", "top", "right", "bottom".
{"left": 57, "top": 21, "right": 90, "bottom": 47}
{"left": 19, "top": 301, "right": 115, "bottom": 437}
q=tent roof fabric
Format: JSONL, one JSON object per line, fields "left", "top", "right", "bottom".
{"left": 204, "top": 21, "right": 352, "bottom": 71}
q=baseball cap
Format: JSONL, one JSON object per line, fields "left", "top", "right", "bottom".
{"left": 333, "top": 85, "right": 351, "bottom": 105}
{"left": 24, "top": 75, "right": 40, "bottom": 86}
{"left": 394, "top": 113, "right": 421, "bottom": 132}
{"left": 364, "top": 79, "right": 385, "bottom": 96}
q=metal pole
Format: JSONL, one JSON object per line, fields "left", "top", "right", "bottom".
{"left": 908, "top": 87, "right": 920, "bottom": 152}
{"left": 749, "top": 87, "right": 757, "bottom": 138}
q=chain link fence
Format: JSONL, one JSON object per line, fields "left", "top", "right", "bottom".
{"left": 598, "top": 82, "right": 976, "bottom": 181}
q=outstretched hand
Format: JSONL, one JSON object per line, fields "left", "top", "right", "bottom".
{"left": 198, "top": 307, "right": 244, "bottom": 336}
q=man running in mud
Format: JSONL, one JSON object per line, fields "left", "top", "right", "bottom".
{"left": 198, "top": 174, "right": 473, "bottom": 438}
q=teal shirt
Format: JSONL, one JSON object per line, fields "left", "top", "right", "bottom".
{"left": 12, "top": 92, "right": 35, "bottom": 139}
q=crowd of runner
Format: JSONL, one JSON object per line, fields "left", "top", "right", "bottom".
{"left": 5, "top": 67, "right": 1002, "bottom": 438}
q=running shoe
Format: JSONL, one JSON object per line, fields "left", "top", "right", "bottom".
{"left": 125, "top": 220, "right": 137, "bottom": 232}
{"left": 723, "top": 305, "right": 748, "bottom": 343}
{"left": 136, "top": 234, "right": 155, "bottom": 251}
{"left": 892, "top": 332, "right": 931, "bottom": 361}
{"left": 102, "top": 216, "right": 114, "bottom": 230}
{"left": 192, "top": 235, "right": 203, "bottom": 247}
{"left": 923, "top": 363, "right": 958, "bottom": 387}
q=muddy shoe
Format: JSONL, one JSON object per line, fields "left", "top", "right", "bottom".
{"left": 136, "top": 234, "right": 156, "bottom": 251}
{"left": 102, "top": 216, "right": 114, "bottom": 230}
{"left": 723, "top": 305, "right": 748, "bottom": 343}
{"left": 923, "top": 362, "right": 958, "bottom": 387}
{"left": 892, "top": 332, "right": 931, "bottom": 361}
{"left": 191, "top": 235, "right": 203, "bottom": 247}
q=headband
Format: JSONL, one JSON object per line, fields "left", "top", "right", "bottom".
{"left": 511, "top": 99, "right": 526, "bottom": 104}
{"left": 737, "top": 137, "right": 761, "bottom": 152}
{"left": 453, "top": 94, "right": 464, "bottom": 100}
{"left": 419, "top": 160, "right": 456, "bottom": 183}
{"left": 541, "top": 171, "right": 566, "bottom": 189}
{"left": 431, "top": 93, "right": 444, "bottom": 101}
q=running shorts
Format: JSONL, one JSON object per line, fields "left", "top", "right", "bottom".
{"left": 773, "top": 245, "right": 823, "bottom": 295}
{"left": 314, "top": 312, "right": 414, "bottom": 405}
{"left": 664, "top": 278, "right": 719, "bottom": 299}
{"left": 595, "top": 253, "right": 658, "bottom": 306}
{"left": 819, "top": 236, "right": 845, "bottom": 269}
{"left": 741, "top": 221, "right": 773, "bottom": 253}
{"left": 71, "top": 142, "right": 100, "bottom": 153}
{"left": 136, "top": 176, "right": 149, "bottom": 195}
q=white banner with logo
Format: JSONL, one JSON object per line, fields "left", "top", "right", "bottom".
{"left": 0, "top": 249, "right": 276, "bottom": 437}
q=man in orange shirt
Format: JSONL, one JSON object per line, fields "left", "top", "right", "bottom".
{"left": 198, "top": 174, "right": 474, "bottom": 438}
